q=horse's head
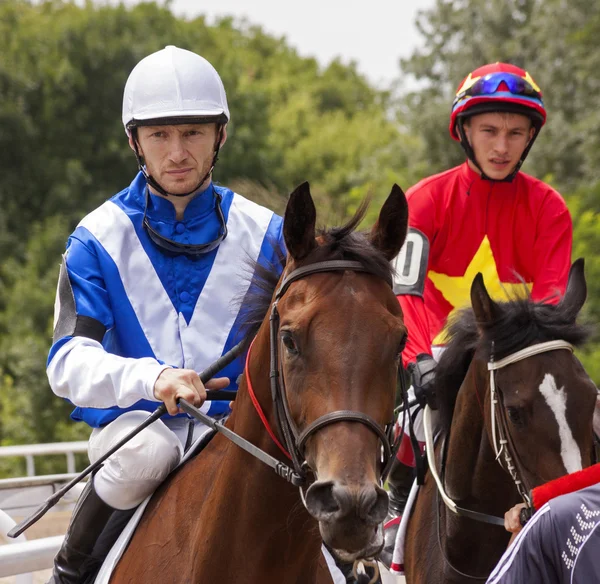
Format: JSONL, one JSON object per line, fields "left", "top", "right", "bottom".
{"left": 273, "top": 181, "right": 408, "bottom": 560}
{"left": 469, "top": 260, "right": 597, "bottom": 489}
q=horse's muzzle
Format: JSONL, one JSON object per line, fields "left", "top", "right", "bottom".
{"left": 304, "top": 480, "right": 388, "bottom": 555}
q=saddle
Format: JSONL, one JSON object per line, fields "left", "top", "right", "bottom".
{"left": 92, "top": 425, "right": 216, "bottom": 583}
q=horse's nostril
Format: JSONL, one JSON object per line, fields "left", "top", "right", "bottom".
{"left": 368, "top": 485, "right": 389, "bottom": 523}
{"left": 305, "top": 481, "right": 340, "bottom": 519}
{"left": 305, "top": 481, "right": 389, "bottom": 524}
{"left": 354, "top": 484, "right": 389, "bottom": 523}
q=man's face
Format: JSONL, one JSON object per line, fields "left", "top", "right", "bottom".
{"left": 132, "top": 123, "right": 223, "bottom": 195}
{"left": 464, "top": 112, "right": 535, "bottom": 180}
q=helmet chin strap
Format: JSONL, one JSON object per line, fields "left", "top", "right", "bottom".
{"left": 131, "top": 125, "right": 224, "bottom": 198}
{"left": 456, "top": 118, "right": 539, "bottom": 183}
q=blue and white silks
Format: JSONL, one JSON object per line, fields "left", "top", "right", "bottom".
{"left": 47, "top": 172, "right": 284, "bottom": 427}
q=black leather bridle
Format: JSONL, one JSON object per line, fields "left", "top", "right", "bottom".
{"left": 267, "top": 259, "right": 401, "bottom": 486}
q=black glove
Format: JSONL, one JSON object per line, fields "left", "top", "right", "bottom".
{"left": 409, "top": 353, "right": 438, "bottom": 410}
{"left": 519, "top": 505, "right": 533, "bottom": 527}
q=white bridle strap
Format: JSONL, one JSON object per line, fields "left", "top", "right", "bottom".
{"left": 488, "top": 340, "right": 574, "bottom": 371}
{"left": 489, "top": 340, "right": 574, "bottom": 459}
{"left": 424, "top": 405, "right": 458, "bottom": 514}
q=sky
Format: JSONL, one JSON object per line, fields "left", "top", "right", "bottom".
{"left": 127, "top": 0, "right": 436, "bottom": 89}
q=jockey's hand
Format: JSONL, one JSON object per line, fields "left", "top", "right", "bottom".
{"left": 504, "top": 502, "right": 528, "bottom": 534}
{"left": 153, "top": 368, "right": 230, "bottom": 415}
{"left": 409, "top": 353, "right": 438, "bottom": 409}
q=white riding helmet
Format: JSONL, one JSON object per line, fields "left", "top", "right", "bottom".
{"left": 122, "top": 45, "right": 230, "bottom": 132}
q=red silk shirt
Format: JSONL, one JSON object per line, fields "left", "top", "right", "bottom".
{"left": 398, "top": 162, "right": 572, "bottom": 367}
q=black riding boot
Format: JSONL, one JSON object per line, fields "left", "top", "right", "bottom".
{"left": 48, "top": 480, "right": 133, "bottom": 584}
{"left": 379, "top": 458, "right": 415, "bottom": 568}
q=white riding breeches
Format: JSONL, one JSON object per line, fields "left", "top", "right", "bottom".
{"left": 397, "top": 385, "right": 426, "bottom": 442}
{"left": 88, "top": 411, "right": 209, "bottom": 510}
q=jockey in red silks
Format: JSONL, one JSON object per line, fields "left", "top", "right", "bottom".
{"left": 381, "top": 62, "right": 573, "bottom": 566}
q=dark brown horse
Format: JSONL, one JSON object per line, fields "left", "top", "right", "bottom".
{"left": 110, "top": 181, "right": 409, "bottom": 583}
{"left": 404, "top": 260, "right": 597, "bottom": 583}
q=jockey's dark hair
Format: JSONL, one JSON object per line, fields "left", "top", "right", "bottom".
{"left": 237, "top": 197, "right": 394, "bottom": 345}
{"left": 436, "top": 288, "right": 591, "bottom": 432}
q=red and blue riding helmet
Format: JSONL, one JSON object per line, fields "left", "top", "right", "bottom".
{"left": 449, "top": 63, "right": 547, "bottom": 180}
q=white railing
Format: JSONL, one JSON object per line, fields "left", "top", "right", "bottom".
{"left": 0, "top": 441, "right": 88, "bottom": 476}
{"left": 0, "top": 441, "right": 88, "bottom": 579}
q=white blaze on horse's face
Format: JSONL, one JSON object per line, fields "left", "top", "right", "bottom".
{"left": 539, "top": 373, "right": 582, "bottom": 474}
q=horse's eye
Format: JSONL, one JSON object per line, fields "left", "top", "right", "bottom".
{"left": 281, "top": 333, "right": 298, "bottom": 355}
{"left": 506, "top": 406, "right": 524, "bottom": 427}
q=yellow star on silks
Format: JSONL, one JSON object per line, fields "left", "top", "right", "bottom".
{"left": 429, "top": 236, "right": 532, "bottom": 344}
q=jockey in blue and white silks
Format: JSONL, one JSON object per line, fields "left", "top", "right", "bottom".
{"left": 45, "top": 46, "right": 285, "bottom": 584}
{"left": 48, "top": 171, "right": 283, "bottom": 429}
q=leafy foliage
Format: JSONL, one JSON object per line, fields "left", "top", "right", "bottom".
{"left": 0, "top": 0, "right": 418, "bottom": 475}
{"left": 1, "top": 0, "right": 600, "bottom": 478}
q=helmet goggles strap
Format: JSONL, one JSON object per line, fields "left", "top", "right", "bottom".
{"left": 142, "top": 185, "right": 228, "bottom": 256}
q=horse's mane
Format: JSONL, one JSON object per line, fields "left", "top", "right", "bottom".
{"left": 237, "top": 199, "right": 392, "bottom": 344}
{"left": 436, "top": 290, "right": 591, "bottom": 432}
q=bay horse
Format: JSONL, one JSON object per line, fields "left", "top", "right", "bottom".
{"left": 109, "top": 181, "right": 409, "bottom": 583}
{"left": 404, "top": 260, "right": 598, "bottom": 583}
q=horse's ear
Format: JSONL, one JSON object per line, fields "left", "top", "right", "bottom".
{"left": 470, "top": 273, "right": 499, "bottom": 326}
{"left": 559, "top": 258, "right": 586, "bottom": 319}
{"left": 283, "top": 181, "right": 317, "bottom": 261}
{"left": 370, "top": 184, "right": 409, "bottom": 261}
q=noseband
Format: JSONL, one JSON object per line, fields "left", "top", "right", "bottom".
{"left": 260, "top": 259, "right": 399, "bottom": 485}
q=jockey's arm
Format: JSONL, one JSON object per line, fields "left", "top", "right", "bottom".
{"left": 47, "top": 235, "right": 181, "bottom": 410}
{"left": 394, "top": 186, "right": 438, "bottom": 368}
{"left": 530, "top": 190, "right": 572, "bottom": 302}
{"left": 487, "top": 505, "right": 561, "bottom": 584}
{"left": 398, "top": 294, "right": 434, "bottom": 368}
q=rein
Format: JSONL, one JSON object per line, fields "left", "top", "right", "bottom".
{"left": 244, "top": 338, "right": 291, "bottom": 460}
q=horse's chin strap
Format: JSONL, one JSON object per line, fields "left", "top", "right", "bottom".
{"left": 488, "top": 340, "right": 574, "bottom": 507}
{"left": 424, "top": 339, "right": 575, "bottom": 526}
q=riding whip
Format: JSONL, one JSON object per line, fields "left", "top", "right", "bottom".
{"left": 7, "top": 340, "right": 246, "bottom": 538}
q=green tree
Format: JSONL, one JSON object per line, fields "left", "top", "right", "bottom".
{"left": 400, "top": 0, "right": 600, "bottom": 192}
{"left": 0, "top": 0, "right": 418, "bottom": 473}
